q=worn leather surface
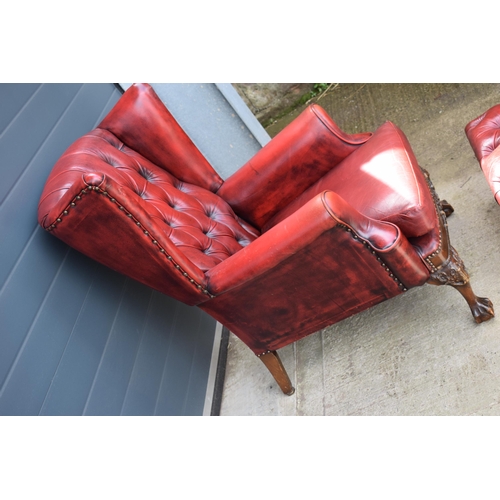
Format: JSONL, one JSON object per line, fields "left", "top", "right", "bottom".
{"left": 202, "top": 191, "right": 429, "bottom": 353}
{"left": 217, "top": 104, "right": 372, "bottom": 229}
{"left": 39, "top": 83, "right": 439, "bottom": 353}
{"left": 263, "top": 121, "right": 438, "bottom": 240}
{"left": 38, "top": 127, "right": 259, "bottom": 305}
{"left": 99, "top": 83, "right": 224, "bottom": 193}
{"left": 465, "top": 104, "right": 500, "bottom": 203}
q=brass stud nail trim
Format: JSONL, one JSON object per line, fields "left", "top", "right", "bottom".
{"left": 337, "top": 223, "right": 407, "bottom": 292}
{"left": 45, "top": 185, "right": 216, "bottom": 299}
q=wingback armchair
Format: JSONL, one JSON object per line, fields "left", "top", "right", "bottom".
{"left": 38, "top": 83, "right": 494, "bottom": 395}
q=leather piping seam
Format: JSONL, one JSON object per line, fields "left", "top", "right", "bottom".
{"left": 44, "top": 185, "right": 216, "bottom": 298}
{"left": 336, "top": 223, "right": 408, "bottom": 292}
{"left": 424, "top": 201, "right": 443, "bottom": 272}
{"left": 256, "top": 350, "right": 272, "bottom": 357}
{"left": 421, "top": 170, "right": 444, "bottom": 272}
{"left": 310, "top": 105, "right": 372, "bottom": 145}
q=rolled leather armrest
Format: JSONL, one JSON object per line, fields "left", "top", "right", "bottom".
{"left": 217, "top": 104, "right": 372, "bottom": 229}
{"left": 206, "top": 191, "right": 429, "bottom": 296}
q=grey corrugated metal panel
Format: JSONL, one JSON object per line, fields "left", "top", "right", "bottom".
{"left": 214, "top": 83, "right": 271, "bottom": 147}
{"left": 0, "top": 85, "right": 122, "bottom": 407}
{"left": 119, "top": 292, "right": 184, "bottom": 416}
{"left": 0, "top": 84, "right": 83, "bottom": 205}
{"left": 82, "top": 281, "right": 154, "bottom": 416}
{"left": 0, "top": 83, "right": 218, "bottom": 416}
{"left": 0, "top": 84, "right": 121, "bottom": 287}
{"left": 148, "top": 83, "right": 263, "bottom": 180}
{"left": 154, "top": 302, "right": 216, "bottom": 416}
{"left": 36, "top": 265, "right": 215, "bottom": 416}
{"left": 92, "top": 87, "right": 124, "bottom": 126}
{"left": 38, "top": 269, "right": 128, "bottom": 416}
{"left": 0, "top": 229, "right": 70, "bottom": 391}
{"left": 204, "top": 323, "right": 227, "bottom": 416}
{"left": 0, "top": 249, "right": 99, "bottom": 416}
{"left": 0, "top": 84, "right": 41, "bottom": 136}
{"left": 181, "top": 309, "right": 217, "bottom": 415}
{"left": 120, "top": 295, "right": 216, "bottom": 416}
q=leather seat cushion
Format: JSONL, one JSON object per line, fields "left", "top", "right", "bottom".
{"left": 263, "top": 121, "right": 437, "bottom": 238}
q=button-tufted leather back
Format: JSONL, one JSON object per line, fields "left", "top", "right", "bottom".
{"left": 465, "top": 104, "right": 500, "bottom": 205}
{"left": 465, "top": 104, "right": 500, "bottom": 162}
{"left": 38, "top": 127, "right": 260, "bottom": 272}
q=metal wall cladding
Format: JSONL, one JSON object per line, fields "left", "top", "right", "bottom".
{"left": 0, "top": 83, "right": 216, "bottom": 416}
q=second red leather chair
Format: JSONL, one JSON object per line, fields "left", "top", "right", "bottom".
{"left": 465, "top": 104, "right": 500, "bottom": 204}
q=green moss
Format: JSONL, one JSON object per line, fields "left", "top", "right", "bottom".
{"left": 261, "top": 84, "right": 331, "bottom": 128}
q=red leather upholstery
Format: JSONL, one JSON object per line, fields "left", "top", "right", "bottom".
{"left": 38, "top": 88, "right": 260, "bottom": 305}
{"left": 263, "top": 121, "right": 437, "bottom": 237}
{"left": 202, "top": 191, "right": 430, "bottom": 353}
{"left": 465, "top": 104, "right": 500, "bottom": 203}
{"left": 218, "top": 104, "right": 372, "bottom": 229}
{"left": 99, "top": 83, "right": 224, "bottom": 192}
{"left": 38, "top": 83, "right": 442, "bottom": 371}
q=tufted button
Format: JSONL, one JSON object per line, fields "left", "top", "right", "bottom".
{"left": 55, "top": 128, "right": 261, "bottom": 273}
{"left": 466, "top": 104, "right": 500, "bottom": 162}
{"left": 138, "top": 166, "right": 155, "bottom": 181}
{"left": 134, "top": 188, "right": 147, "bottom": 199}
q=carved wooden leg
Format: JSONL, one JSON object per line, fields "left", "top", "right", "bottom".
{"left": 452, "top": 283, "right": 494, "bottom": 324}
{"left": 258, "top": 351, "right": 295, "bottom": 396}
{"left": 422, "top": 168, "right": 494, "bottom": 324}
{"left": 427, "top": 246, "right": 494, "bottom": 324}
{"left": 440, "top": 199, "right": 454, "bottom": 217}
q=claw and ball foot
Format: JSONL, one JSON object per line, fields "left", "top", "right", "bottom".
{"left": 421, "top": 167, "right": 494, "bottom": 323}
{"left": 453, "top": 283, "right": 494, "bottom": 324}
{"left": 440, "top": 200, "right": 454, "bottom": 218}
{"left": 427, "top": 245, "right": 494, "bottom": 323}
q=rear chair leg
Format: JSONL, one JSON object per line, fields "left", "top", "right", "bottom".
{"left": 258, "top": 351, "right": 295, "bottom": 396}
{"left": 422, "top": 169, "right": 494, "bottom": 323}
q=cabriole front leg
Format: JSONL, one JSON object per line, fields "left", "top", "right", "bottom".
{"left": 427, "top": 246, "right": 494, "bottom": 324}
{"left": 422, "top": 167, "right": 494, "bottom": 324}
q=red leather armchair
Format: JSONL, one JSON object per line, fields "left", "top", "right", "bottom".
{"left": 465, "top": 104, "right": 500, "bottom": 204}
{"left": 38, "top": 83, "right": 494, "bottom": 395}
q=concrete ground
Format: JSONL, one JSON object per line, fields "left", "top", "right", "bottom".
{"left": 219, "top": 83, "right": 500, "bottom": 416}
